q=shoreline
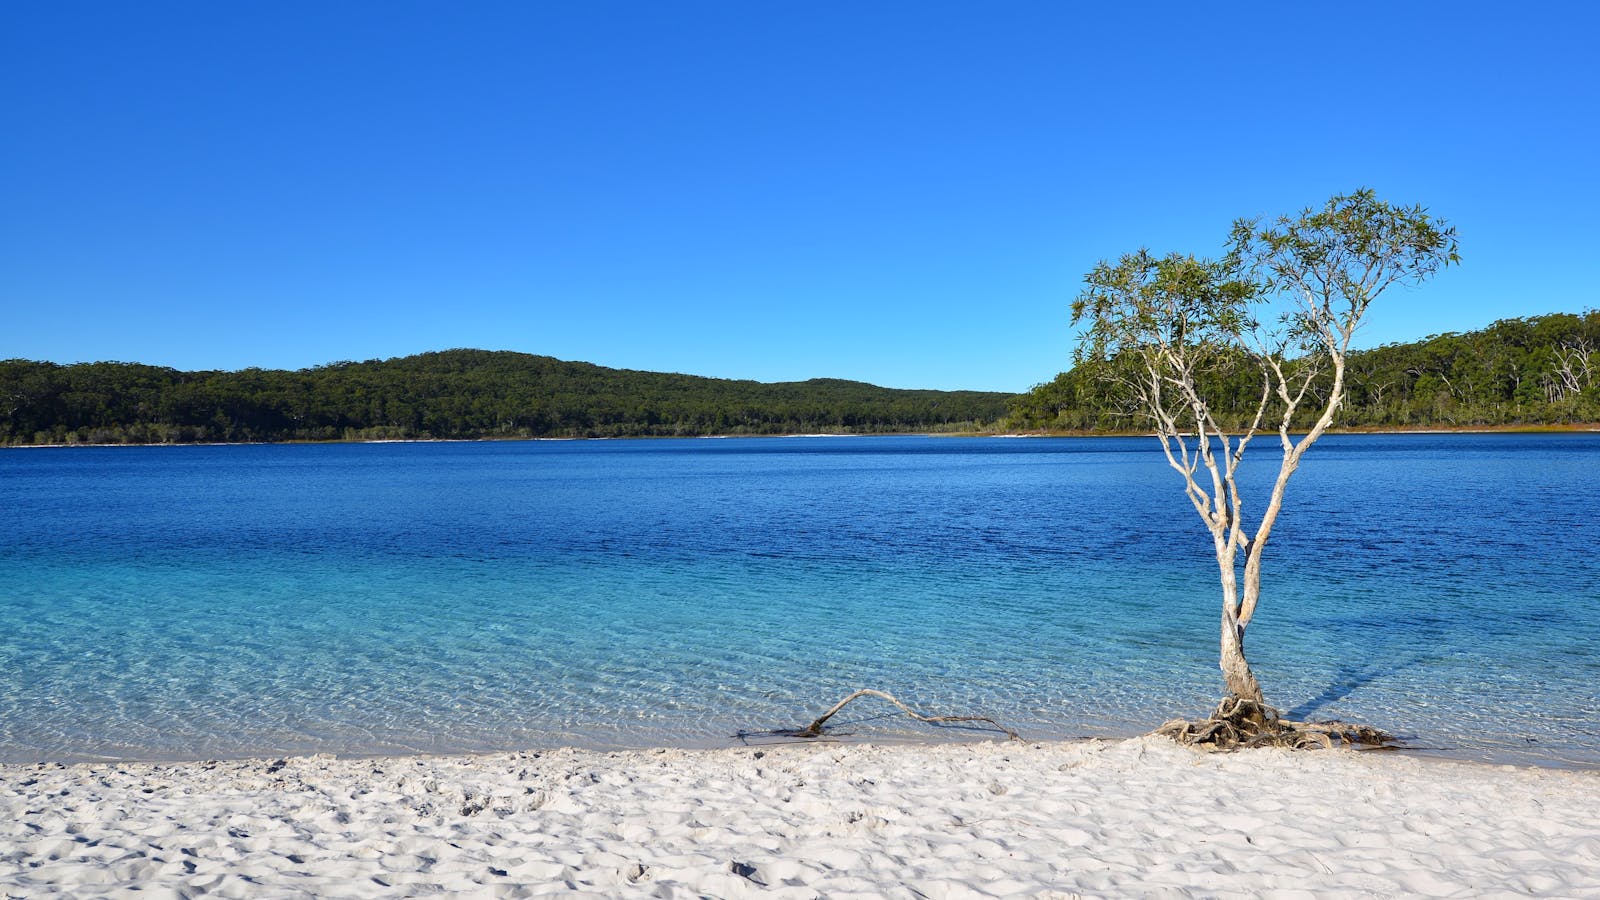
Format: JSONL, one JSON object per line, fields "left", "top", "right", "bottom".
{"left": 10, "top": 726, "right": 1600, "bottom": 775}
{"left": 983, "top": 422, "right": 1600, "bottom": 438}
{"left": 6, "top": 421, "right": 1600, "bottom": 449}
{"left": 6, "top": 736, "right": 1598, "bottom": 896}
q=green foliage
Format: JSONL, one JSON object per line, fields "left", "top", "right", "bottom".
{"left": 0, "top": 351, "right": 1013, "bottom": 445}
{"left": 1228, "top": 189, "right": 1459, "bottom": 356}
{"left": 1071, "top": 250, "right": 1258, "bottom": 367}
{"left": 1031, "top": 190, "right": 1478, "bottom": 436}
{"left": 1069, "top": 250, "right": 1261, "bottom": 433}
{"left": 1007, "top": 310, "right": 1600, "bottom": 431}
{"left": 1065, "top": 191, "right": 1460, "bottom": 440}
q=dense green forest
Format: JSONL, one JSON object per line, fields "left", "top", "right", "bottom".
{"left": 4, "top": 311, "right": 1597, "bottom": 446}
{"left": 1006, "top": 311, "right": 1600, "bottom": 431}
{"left": 0, "top": 350, "right": 1011, "bottom": 444}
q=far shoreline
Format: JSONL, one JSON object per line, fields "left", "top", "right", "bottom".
{"left": 5, "top": 421, "right": 1600, "bottom": 450}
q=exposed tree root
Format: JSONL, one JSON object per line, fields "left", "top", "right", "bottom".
{"left": 746, "top": 689, "right": 1023, "bottom": 742}
{"left": 1155, "top": 696, "right": 1396, "bottom": 752}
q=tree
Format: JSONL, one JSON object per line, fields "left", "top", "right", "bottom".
{"left": 1072, "top": 190, "right": 1458, "bottom": 711}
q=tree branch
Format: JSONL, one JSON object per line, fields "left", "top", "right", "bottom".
{"left": 765, "top": 689, "right": 1022, "bottom": 742}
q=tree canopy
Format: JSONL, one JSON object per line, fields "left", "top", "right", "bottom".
{"left": 1008, "top": 310, "right": 1600, "bottom": 432}
{"left": 6, "top": 309, "right": 1599, "bottom": 447}
{"left": 0, "top": 350, "right": 1011, "bottom": 445}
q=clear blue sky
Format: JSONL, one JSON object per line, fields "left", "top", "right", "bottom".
{"left": 3, "top": 2, "right": 1596, "bottom": 392}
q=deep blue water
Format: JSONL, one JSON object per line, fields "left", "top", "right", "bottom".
{"left": 2, "top": 434, "right": 1597, "bottom": 767}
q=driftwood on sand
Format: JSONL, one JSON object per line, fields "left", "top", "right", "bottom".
{"left": 745, "top": 689, "right": 1023, "bottom": 742}
{"left": 753, "top": 688, "right": 1395, "bottom": 757}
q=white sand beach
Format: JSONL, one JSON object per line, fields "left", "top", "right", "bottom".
{"left": 3, "top": 737, "right": 1598, "bottom": 898}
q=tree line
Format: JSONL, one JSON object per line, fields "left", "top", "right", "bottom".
{"left": 1006, "top": 310, "right": 1600, "bottom": 432}
{"left": 0, "top": 350, "right": 1012, "bottom": 445}
{"left": 6, "top": 311, "right": 1597, "bottom": 446}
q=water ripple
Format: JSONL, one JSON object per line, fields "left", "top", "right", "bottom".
{"left": 1, "top": 434, "right": 1597, "bottom": 767}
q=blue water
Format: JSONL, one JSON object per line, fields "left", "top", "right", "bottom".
{"left": 2, "top": 434, "right": 1597, "bottom": 767}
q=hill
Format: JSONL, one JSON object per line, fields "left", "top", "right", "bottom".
{"left": 0, "top": 350, "right": 1014, "bottom": 445}
{"left": 1005, "top": 311, "right": 1600, "bottom": 431}
{"left": 9, "top": 312, "right": 1598, "bottom": 446}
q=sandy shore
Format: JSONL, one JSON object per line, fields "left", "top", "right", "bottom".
{"left": 3, "top": 737, "right": 1598, "bottom": 898}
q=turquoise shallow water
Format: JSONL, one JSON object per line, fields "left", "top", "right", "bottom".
{"left": 2, "top": 434, "right": 1597, "bottom": 766}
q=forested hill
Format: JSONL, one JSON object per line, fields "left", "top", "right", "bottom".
{"left": 0, "top": 350, "right": 1014, "bottom": 445}
{"left": 1006, "top": 311, "right": 1600, "bottom": 431}
{"left": 8, "top": 311, "right": 1599, "bottom": 446}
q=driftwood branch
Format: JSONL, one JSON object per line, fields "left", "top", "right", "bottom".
{"left": 751, "top": 689, "right": 1022, "bottom": 742}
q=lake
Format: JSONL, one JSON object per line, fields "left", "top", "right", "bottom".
{"left": 2, "top": 434, "right": 1596, "bottom": 767}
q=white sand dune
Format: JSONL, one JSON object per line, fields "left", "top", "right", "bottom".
{"left": 3, "top": 737, "right": 1598, "bottom": 897}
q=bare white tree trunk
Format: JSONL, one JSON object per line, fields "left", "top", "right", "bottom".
{"left": 1143, "top": 361, "right": 1273, "bottom": 705}
{"left": 1219, "top": 615, "right": 1262, "bottom": 703}
{"left": 1142, "top": 290, "right": 1357, "bottom": 705}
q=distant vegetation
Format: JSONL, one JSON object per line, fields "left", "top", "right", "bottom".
{"left": 4, "top": 311, "right": 1597, "bottom": 446}
{"left": 0, "top": 350, "right": 1010, "bottom": 444}
{"left": 1006, "top": 311, "right": 1600, "bottom": 432}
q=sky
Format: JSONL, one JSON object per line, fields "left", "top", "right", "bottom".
{"left": 3, "top": 2, "right": 1597, "bottom": 393}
